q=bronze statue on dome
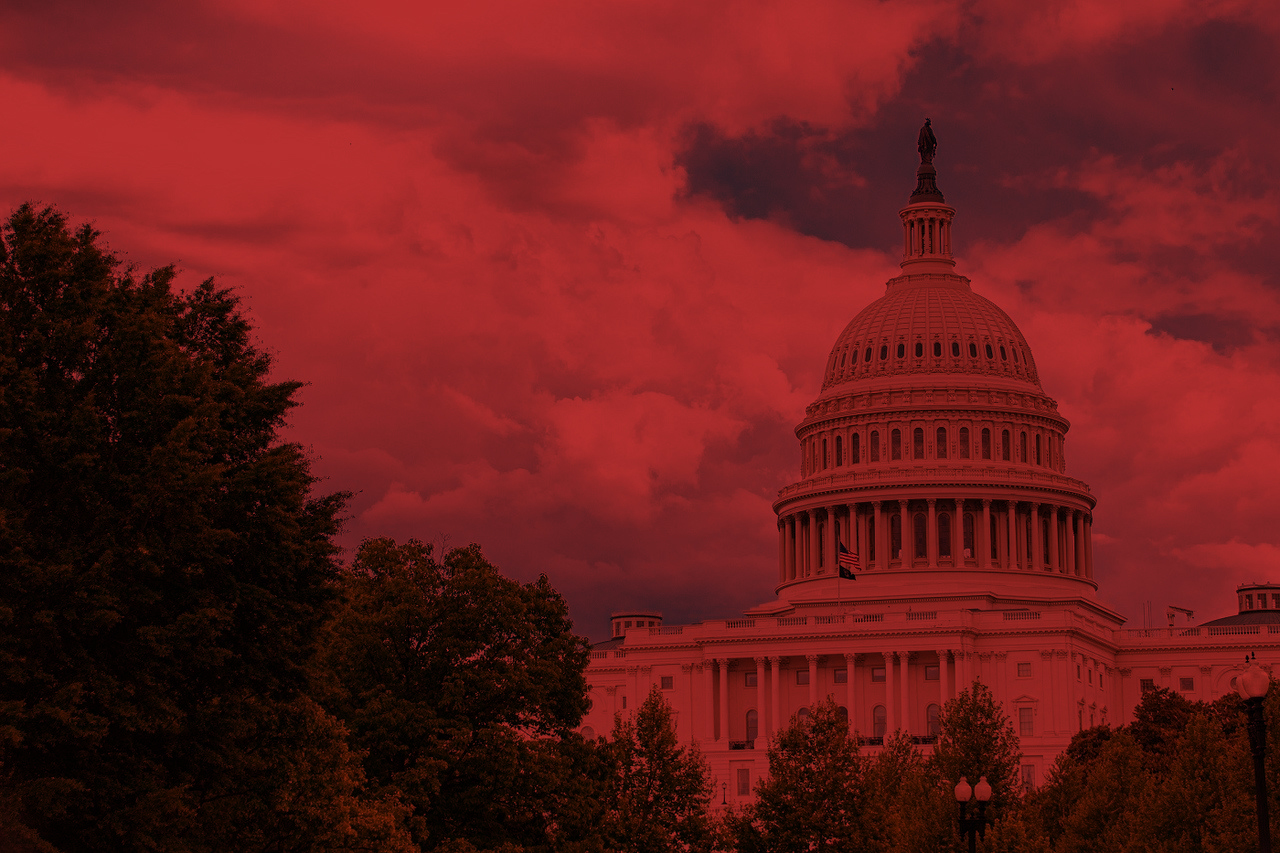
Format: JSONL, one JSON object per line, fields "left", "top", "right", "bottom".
{"left": 918, "top": 118, "right": 937, "bottom": 164}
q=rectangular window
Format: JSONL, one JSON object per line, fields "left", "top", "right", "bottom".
{"left": 1019, "top": 707, "right": 1033, "bottom": 737}
{"left": 1076, "top": 665, "right": 1081, "bottom": 680}
{"left": 745, "top": 672, "right": 757, "bottom": 687}
{"left": 1017, "top": 662, "right": 1031, "bottom": 678}
{"left": 737, "top": 768, "right": 750, "bottom": 796}
{"left": 622, "top": 696, "right": 627, "bottom": 709}
{"left": 1180, "top": 677, "right": 1195, "bottom": 691}
{"left": 1021, "top": 765, "right": 1036, "bottom": 791}
{"left": 1140, "top": 678, "right": 1155, "bottom": 693}
{"left": 871, "top": 667, "right": 886, "bottom": 683}
{"left": 833, "top": 668, "right": 848, "bottom": 684}
{"left": 924, "top": 665, "right": 939, "bottom": 681}
{"left": 1088, "top": 669, "right": 1092, "bottom": 684}
{"left": 796, "top": 670, "right": 810, "bottom": 685}
{"left": 1247, "top": 594, "right": 1254, "bottom": 609}
{"left": 660, "top": 676, "right": 674, "bottom": 690}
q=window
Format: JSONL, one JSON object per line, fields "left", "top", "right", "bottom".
{"left": 1000, "top": 345, "right": 1008, "bottom": 361}
{"left": 1021, "top": 765, "right": 1036, "bottom": 791}
{"left": 963, "top": 513, "right": 975, "bottom": 557}
{"left": 938, "top": 512, "right": 952, "bottom": 558}
{"left": 985, "top": 343, "right": 994, "bottom": 359}
{"left": 871, "top": 667, "right": 886, "bottom": 683}
{"left": 959, "top": 426, "right": 970, "bottom": 459}
{"left": 969, "top": 342, "right": 978, "bottom": 358}
{"left": 880, "top": 345, "right": 888, "bottom": 360}
{"left": 622, "top": 695, "right": 627, "bottom": 709}
{"left": 835, "top": 435, "right": 843, "bottom": 466}
{"left": 952, "top": 341, "right": 960, "bottom": 357}
{"left": 852, "top": 432, "right": 861, "bottom": 463}
{"left": 1001, "top": 430, "right": 1011, "bottom": 461}
{"left": 822, "top": 438, "right": 828, "bottom": 470}
{"left": 934, "top": 341, "right": 942, "bottom": 357}
{"left": 796, "top": 670, "right": 810, "bottom": 685}
{"left": 1013, "top": 348, "right": 1020, "bottom": 363}
{"left": 864, "top": 347, "right": 872, "bottom": 362}
{"left": 925, "top": 665, "right": 940, "bottom": 681}
{"left": 1140, "top": 678, "right": 1155, "bottom": 693}
{"left": 1088, "top": 669, "right": 1092, "bottom": 684}
{"left": 660, "top": 676, "right": 674, "bottom": 690}
{"left": 1017, "top": 662, "right": 1031, "bottom": 678}
{"left": 873, "top": 705, "right": 887, "bottom": 737}
{"left": 737, "top": 768, "right": 751, "bottom": 796}
{"left": 745, "top": 672, "right": 758, "bottom": 687}
{"left": 834, "top": 668, "right": 848, "bottom": 684}
{"left": 896, "top": 343, "right": 905, "bottom": 358}
{"left": 797, "top": 707, "right": 810, "bottom": 721}
{"left": 981, "top": 428, "right": 992, "bottom": 459}
{"left": 1180, "top": 677, "right": 1195, "bottom": 691}
{"left": 915, "top": 342, "right": 923, "bottom": 357}
{"left": 990, "top": 513, "right": 1000, "bottom": 560}
{"left": 936, "top": 426, "right": 947, "bottom": 459}
{"left": 1020, "top": 707, "right": 1033, "bottom": 736}
{"left": 746, "top": 710, "right": 759, "bottom": 741}
{"left": 914, "top": 513, "right": 927, "bottom": 558}
{"left": 1076, "top": 665, "right": 1081, "bottom": 680}
{"left": 890, "top": 514, "right": 902, "bottom": 559}
{"left": 891, "top": 429, "right": 902, "bottom": 460}
{"left": 870, "top": 431, "right": 880, "bottom": 462}
{"left": 837, "top": 705, "right": 849, "bottom": 724}
{"left": 927, "top": 704, "right": 942, "bottom": 736}
{"left": 1247, "top": 594, "right": 1254, "bottom": 609}
{"left": 1035, "top": 433, "right": 1042, "bottom": 465}
{"left": 1019, "top": 431, "right": 1027, "bottom": 463}
{"left": 912, "top": 427, "right": 923, "bottom": 459}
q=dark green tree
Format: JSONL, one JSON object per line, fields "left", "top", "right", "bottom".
{"left": 929, "top": 682, "right": 1022, "bottom": 822}
{"left": 865, "top": 732, "right": 951, "bottom": 853}
{"left": 732, "top": 698, "right": 870, "bottom": 853}
{"left": 0, "top": 205, "right": 407, "bottom": 850}
{"left": 602, "top": 686, "right": 715, "bottom": 853}
{"left": 313, "top": 537, "right": 594, "bottom": 852}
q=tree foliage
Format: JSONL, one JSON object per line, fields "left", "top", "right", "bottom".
{"left": 0, "top": 204, "right": 405, "bottom": 850}
{"left": 930, "top": 682, "right": 1022, "bottom": 821}
{"left": 313, "top": 537, "right": 594, "bottom": 852}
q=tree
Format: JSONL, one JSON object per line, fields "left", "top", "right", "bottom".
{"left": 0, "top": 204, "right": 407, "bottom": 851}
{"left": 313, "top": 537, "right": 594, "bottom": 852}
{"left": 602, "top": 686, "right": 715, "bottom": 853}
{"left": 732, "top": 698, "right": 870, "bottom": 853}
{"left": 929, "top": 683, "right": 1022, "bottom": 822}
{"left": 864, "top": 732, "right": 951, "bottom": 853}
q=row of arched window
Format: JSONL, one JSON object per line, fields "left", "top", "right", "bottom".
{"left": 827, "top": 333, "right": 1032, "bottom": 382}
{"left": 744, "top": 704, "right": 942, "bottom": 740}
{"left": 805, "top": 423, "right": 1059, "bottom": 475}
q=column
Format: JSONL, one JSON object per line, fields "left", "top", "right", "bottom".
{"left": 717, "top": 659, "right": 729, "bottom": 743}
{"left": 938, "top": 649, "right": 950, "bottom": 706}
{"left": 809, "top": 509, "right": 821, "bottom": 576}
{"left": 981, "top": 499, "right": 992, "bottom": 569}
{"left": 898, "top": 651, "right": 911, "bottom": 735}
{"left": 770, "top": 657, "right": 782, "bottom": 737}
{"left": 1030, "top": 503, "right": 1041, "bottom": 570}
{"left": 1074, "top": 511, "right": 1086, "bottom": 576}
{"left": 845, "top": 654, "right": 858, "bottom": 734}
{"left": 808, "top": 654, "right": 819, "bottom": 708}
{"left": 701, "top": 660, "right": 714, "bottom": 742}
{"left": 926, "top": 498, "right": 938, "bottom": 568}
{"left": 777, "top": 521, "right": 786, "bottom": 584}
{"left": 825, "top": 508, "right": 838, "bottom": 574}
{"left": 1006, "top": 501, "right": 1018, "bottom": 570}
{"left": 857, "top": 505, "right": 870, "bottom": 571}
{"left": 884, "top": 652, "right": 895, "bottom": 735}
{"left": 1049, "top": 506, "right": 1060, "bottom": 572}
{"left": 1084, "top": 514, "right": 1094, "bottom": 579}
{"left": 873, "top": 502, "right": 884, "bottom": 569}
{"left": 898, "top": 499, "right": 908, "bottom": 564}
{"left": 1066, "top": 511, "right": 1077, "bottom": 577}
{"left": 754, "top": 658, "right": 767, "bottom": 745}
{"left": 995, "top": 652, "right": 1009, "bottom": 712}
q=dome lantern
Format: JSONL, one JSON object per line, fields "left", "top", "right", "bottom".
{"left": 899, "top": 118, "right": 957, "bottom": 275}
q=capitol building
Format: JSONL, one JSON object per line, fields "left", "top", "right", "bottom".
{"left": 580, "top": 131, "right": 1277, "bottom": 802}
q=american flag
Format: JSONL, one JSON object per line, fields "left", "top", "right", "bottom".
{"left": 838, "top": 543, "right": 860, "bottom": 578}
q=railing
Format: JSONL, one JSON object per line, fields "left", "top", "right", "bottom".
{"left": 849, "top": 614, "right": 884, "bottom": 623}
{"left": 1208, "top": 625, "right": 1260, "bottom": 636}
{"left": 1003, "top": 611, "right": 1042, "bottom": 621}
{"left": 590, "top": 650, "right": 609, "bottom": 658}
{"left": 814, "top": 614, "right": 846, "bottom": 625}
{"left": 728, "top": 740, "right": 755, "bottom": 751}
{"left": 906, "top": 611, "right": 938, "bottom": 621}
{"left": 777, "top": 616, "right": 808, "bottom": 627}
{"left": 649, "top": 626, "right": 684, "bottom": 636}
{"left": 726, "top": 619, "right": 756, "bottom": 629}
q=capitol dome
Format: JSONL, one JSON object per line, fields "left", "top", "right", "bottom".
{"left": 770, "top": 148, "right": 1095, "bottom": 605}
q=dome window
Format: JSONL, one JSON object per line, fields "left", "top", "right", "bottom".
{"left": 1035, "top": 434, "right": 1042, "bottom": 465}
{"left": 880, "top": 345, "right": 888, "bottom": 360}
{"left": 840, "top": 350, "right": 847, "bottom": 367}
{"left": 958, "top": 427, "right": 970, "bottom": 459}
{"left": 952, "top": 341, "right": 960, "bottom": 357}
{"left": 896, "top": 343, "right": 905, "bottom": 358}
{"left": 936, "top": 427, "right": 948, "bottom": 459}
{"left": 913, "top": 513, "right": 927, "bottom": 559}
{"left": 1001, "top": 430, "right": 1011, "bottom": 461}
{"left": 981, "top": 428, "right": 992, "bottom": 459}
{"left": 891, "top": 428, "right": 902, "bottom": 460}
{"left": 963, "top": 513, "right": 975, "bottom": 556}
{"left": 938, "top": 513, "right": 952, "bottom": 558}
{"left": 969, "top": 342, "right": 978, "bottom": 358}
{"left": 852, "top": 432, "right": 861, "bottom": 463}
{"left": 1012, "top": 348, "right": 1020, "bottom": 363}
{"left": 1019, "top": 432, "right": 1027, "bottom": 463}
{"left": 915, "top": 342, "right": 923, "bottom": 358}
{"left": 865, "top": 347, "right": 872, "bottom": 363}
{"left": 870, "top": 430, "right": 880, "bottom": 462}
{"left": 985, "top": 344, "right": 994, "bottom": 359}
{"left": 835, "top": 435, "right": 843, "bottom": 466}
{"left": 1000, "top": 345, "right": 1008, "bottom": 361}
{"left": 933, "top": 341, "right": 942, "bottom": 357}
{"left": 913, "top": 427, "right": 924, "bottom": 459}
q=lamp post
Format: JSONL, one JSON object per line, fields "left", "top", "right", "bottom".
{"left": 954, "top": 775, "right": 993, "bottom": 853}
{"left": 721, "top": 781, "right": 727, "bottom": 806}
{"left": 1238, "top": 655, "right": 1272, "bottom": 853}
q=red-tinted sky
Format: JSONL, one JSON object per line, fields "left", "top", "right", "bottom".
{"left": 4, "top": 1, "right": 1278, "bottom": 639}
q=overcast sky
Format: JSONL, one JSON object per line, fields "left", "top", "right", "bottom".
{"left": 3, "top": 0, "right": 1278, "bottom": 640}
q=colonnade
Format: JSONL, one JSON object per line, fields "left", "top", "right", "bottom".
{"left": 777, "top": 499, "right": 1092, "bottom": 582}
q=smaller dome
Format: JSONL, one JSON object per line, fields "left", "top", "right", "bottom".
{"left": 821, "top": 275, "right": 1042, "bottom": 395}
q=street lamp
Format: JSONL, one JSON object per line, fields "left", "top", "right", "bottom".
{"left": 1238, "top": 654, "right": 1272, "bottom": 853}
{"left": 721, "top": 781, "right": 727, "bottom": 805}
{"left": 954, "top": 775, "right": 993, "bottom": 853}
